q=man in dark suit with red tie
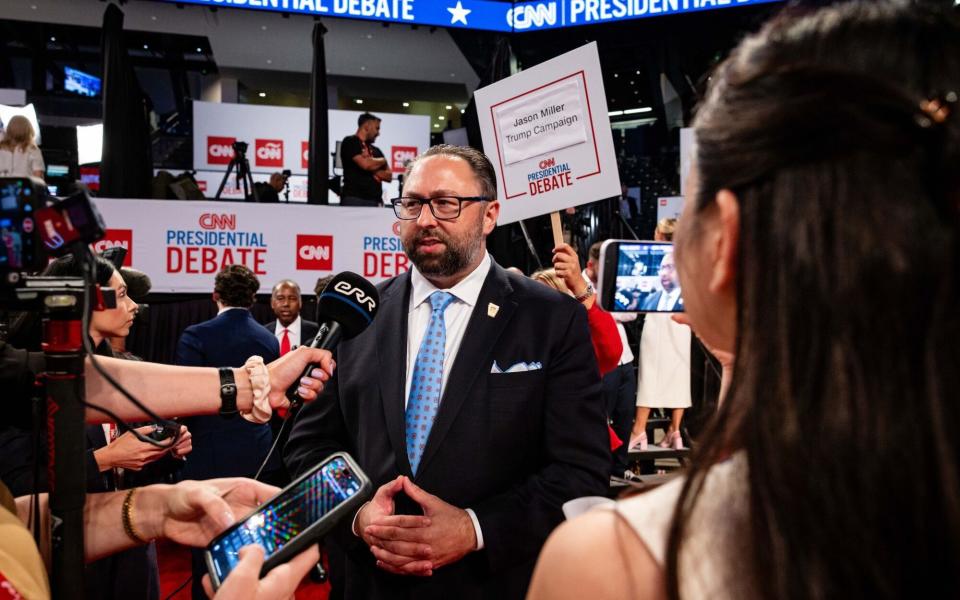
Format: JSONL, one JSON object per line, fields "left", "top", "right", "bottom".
{"left": 265, "top": 279, "right": 320, "bottom": 354}
{"left": 285, "top": 145, "right": 610, "bottom": 599}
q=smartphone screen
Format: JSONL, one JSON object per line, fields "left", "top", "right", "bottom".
{"left": 0, "top": 178, "right": 41, "bottom": 271}
{"left": 599, "top": 240, "right": 684, "bottom": 313}
{"left": 206, "top": 454, "right": 367, "bottom": 585}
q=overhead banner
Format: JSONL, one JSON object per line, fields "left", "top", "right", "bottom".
{"left": 192, "top": 102, "right": 430, "bottom": 204}
{"left": 474, "top": 42, "right": 620, "bottom": 225}
{"left": 90, "top": 198, "right": 410, "bottom": 293}
{"left": 150, "top": 0, "right": 781, "bottom": 32}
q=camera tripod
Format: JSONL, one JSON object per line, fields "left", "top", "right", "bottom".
{"left": 214, "top": 141, "right": 258, "bottom": 202}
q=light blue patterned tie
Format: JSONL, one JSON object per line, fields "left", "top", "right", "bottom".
{"left": 405, "top": 291, "right": 455, "bottom": 474}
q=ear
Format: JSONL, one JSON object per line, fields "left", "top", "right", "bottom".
{"left": 708, "top": 189, "right": 740, "bottom": 295}
{"left": 483, "top": 201, "right": 500, "bottom": 236}
{"left": 212, "top": 292, "right": 220, "bottom": 304}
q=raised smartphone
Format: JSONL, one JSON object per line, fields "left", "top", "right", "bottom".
{"left": 598, "top": 239, "right": 684, "bottom": 313}
{"left": 204, "top": 452, "right": 371, "bottom": 589}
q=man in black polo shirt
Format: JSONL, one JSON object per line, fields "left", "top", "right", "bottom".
{"left": 340, "top": 112, "right": 392, "bottom": 207}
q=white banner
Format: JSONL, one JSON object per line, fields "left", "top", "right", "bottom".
{"left": 475, "top": 42, "right": 620, "bottom": 225}
{"left": 192, "top": 102, "right": 430, "bottom": 204}
{"left": 90, "top": 198, "right": 410, "bottom": 293}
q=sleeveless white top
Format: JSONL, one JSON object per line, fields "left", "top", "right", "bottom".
{"left": 604, "top": 453, "right": 754, "bottom": 599}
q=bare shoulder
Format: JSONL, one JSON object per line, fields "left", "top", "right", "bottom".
{"left": 527, "top": 509, "right": 666, "bottom": 600}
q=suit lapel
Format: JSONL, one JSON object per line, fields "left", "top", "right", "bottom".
{"left": 416, "top": 263, "right": 517, "bottom": 476}
{"left": 376, "top": 272, "right": 414, "bottom": 475}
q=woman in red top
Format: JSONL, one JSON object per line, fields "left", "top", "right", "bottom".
{"left": 531, "top": 243, "right": 624, "bottom": 450}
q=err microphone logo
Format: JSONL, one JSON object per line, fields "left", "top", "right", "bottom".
{"left": 255, "top": 139, "right": 284, "bottom": 168}
{"left": 297, "top": 234, "right": 334, "bottom": 271}
{"left": 332, "top": 280, "right": 377, "bottom": 312}
{"left": 207, "top": 136, "right": 236, "bottom": 165}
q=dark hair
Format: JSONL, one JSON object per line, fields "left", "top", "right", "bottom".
{"left": 358, "top": 112, "right": 380, "bottom": 127}
{"left": 669, "top": 3, "right": 960, "bottom": 599}
{"left": 45, "top": 253, "right": 116, "bottom": 287}
{"left": 588, "top": 241, "right": 602, "bottom": 263}
{"left": 214, "top": 265, "right": 260, "bottom": 308}
{"left": 314, "top": 274, "right": 334, "bottom": 296}
{"left": 406, "top": 144, "right": 498, "bottom": 201}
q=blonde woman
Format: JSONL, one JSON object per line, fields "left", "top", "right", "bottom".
{"left": 0, "top": 116, "right": 44, "bottom": 179}
{"left": 630, "top": 218, "right": 691, "bottom": 450}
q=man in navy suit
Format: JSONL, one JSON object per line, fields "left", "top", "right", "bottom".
{"left": 264, "top": 279, "right": 320, "bottom": 354}
{"left": 285, "top": 145, "right": 609, "bottom": 599}
{"left": 641, "top": 251, "right": 683, "bottom": 311}
{"left": 174, "top": 264, "right": 279, "bottom": 599}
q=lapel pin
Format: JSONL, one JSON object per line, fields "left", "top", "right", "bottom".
{"left": 487, "top": 303, "right": 500, "bottom": 318}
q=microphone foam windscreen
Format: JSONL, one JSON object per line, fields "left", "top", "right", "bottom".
{"left": 317, "top": 271, "right": 380, "bottom": 338}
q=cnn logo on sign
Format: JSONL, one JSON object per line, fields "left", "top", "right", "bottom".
{"left": 391, "top": 146, "right": 417, "bottom": 173}
{"left": 301, "top": 141, "right": 309, "bottom": 169}
{"left": 296, "top": 235, "right": 333, "bottom": 271}
{"left": 207, "top": 137, "right": 236, "bottom": 165}
{"left": 91, "top": 229, "right": 133, "bottom": 266}
{"left": 256, "top": 139, "right": 284, "bottom": 168}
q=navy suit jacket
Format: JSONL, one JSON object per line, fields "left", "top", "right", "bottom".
{"left": 641, "top": 289, "right": 684, "bottom": 311}
{"left": 175, "top": 308, "right": 280, "bottom": 480}
{"left": 284, "top": 262, "right": 610, "bottom": 600}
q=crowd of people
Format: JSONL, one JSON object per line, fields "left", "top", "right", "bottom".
{"left": 1, "top": 1, "right": 958, "bottom": 598}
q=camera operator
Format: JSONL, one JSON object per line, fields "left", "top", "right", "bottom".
{"left": 248, "top": 172, "right": 288, "bottom": 204}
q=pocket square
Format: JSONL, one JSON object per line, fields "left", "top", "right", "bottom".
{"left": 491, "top": 360, "right": 543, "bottom": 374}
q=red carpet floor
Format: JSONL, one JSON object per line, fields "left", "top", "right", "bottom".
{"left": 157, "top": 540, "right": 331, "bottom": 599}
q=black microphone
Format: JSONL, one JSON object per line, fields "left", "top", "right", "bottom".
{"left": 286, "top": 271, "right": 380, "bottom": 406}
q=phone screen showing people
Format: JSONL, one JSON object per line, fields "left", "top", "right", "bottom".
{"left": 206, "top": 455, "right": 365, "bottom": 584}
{"left": 612, "top": 242, "right": 684, "bottom": 313}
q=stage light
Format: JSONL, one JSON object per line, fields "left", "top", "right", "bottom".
{"left": 402, "top": 102, "right": 410, "bottom": 107}
{"left": 355, "top": 99, "right": 364, "bottom": 104}
{"left": 608, "top": 110, "right": 624, "bottom": 117}
{"left": 259, "top": 92, "right": 266, "bottom": 98}
{"left": 445, "top": 105, "right": 452, "bottom": 110}
{"left": 623, "top": 107, "right": 653, "bottom": 114}
{"left": 439, "top": 116, "right": 445, "bottom": 120}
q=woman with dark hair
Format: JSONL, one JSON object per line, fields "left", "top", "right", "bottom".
{"left": 43, "top": 254, "right": 192, "bottom": 600}
{"left": 528, "top": 2, "right": 960, "bottom": 599}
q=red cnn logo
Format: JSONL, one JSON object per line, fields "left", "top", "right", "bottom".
{"left": 256, "top": 139, "right": 284, "bottom": 168}
{"left": 391, "top": 146, "right": 418, "bottom": 173}
{"left": 301, "top": 141, "right": 309, "bottom": 169}
{"left": 207, "top": 136, "right": 236, "bottom": 165}
{"left": 296, "top": 235, "right": 333, "bottom": 271}
{"left": 91, "top": 229, "right": 133, "bottom": 266}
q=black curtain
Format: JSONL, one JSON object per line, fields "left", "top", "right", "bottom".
{"left": 307, "top": 22, "right": 329, "bottom": 205}
{"left": 99, "top": 4, "right": 152, "bottom": 199}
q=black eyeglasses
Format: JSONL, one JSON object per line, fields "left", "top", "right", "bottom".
{"left": 390, "top": 196, "right": 489, "bottom": 221}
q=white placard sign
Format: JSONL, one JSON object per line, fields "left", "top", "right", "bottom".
{"left": 475, "top": 42, "right": 620, "bottom": 225}
{"left": 192, "top": 102, "right": 430, "bottom": 204}
{"left": 90, "top": 198, "right": 409, "bottom": 293}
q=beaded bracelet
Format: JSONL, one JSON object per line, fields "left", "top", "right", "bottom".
{"left": 122, "top": 488, "right": 148, "bottom": 545}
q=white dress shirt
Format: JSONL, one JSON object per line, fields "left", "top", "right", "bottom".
{"left": 405, "top": 252, "right": 492, "bottom": 549}
{"left": 404, "top": 253, "right": 492, "bottom": 406}
{"left": 658, "top": 287, "right": 682, "bottom": 311}
{"left": 273, "top": 315, "right": 302, "bottom": 349}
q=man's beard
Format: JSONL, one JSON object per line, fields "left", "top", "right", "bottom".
{"left": 402, "top": 225, "right": 483, "bottom": 278}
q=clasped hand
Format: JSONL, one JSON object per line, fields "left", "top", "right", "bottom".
{"left": 357, "top": 476, "right": 477, "bottom": 576}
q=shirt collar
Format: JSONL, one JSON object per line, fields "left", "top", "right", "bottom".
{"left": 409, "top": 252, "right": 492, "bottom": 312}
{"left": 276, "top": 315, "right": 301, "bottom": 335}
{"left": 217, "top": 306, "right": 246, "bottom": 315}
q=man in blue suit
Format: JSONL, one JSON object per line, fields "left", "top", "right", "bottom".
{"left": 174, "top": 264, "right": 279, "bottom": 598}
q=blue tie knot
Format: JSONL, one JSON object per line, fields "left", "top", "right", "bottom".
{"left": 429, "top": 291, "right": 455, "bottom": 313}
